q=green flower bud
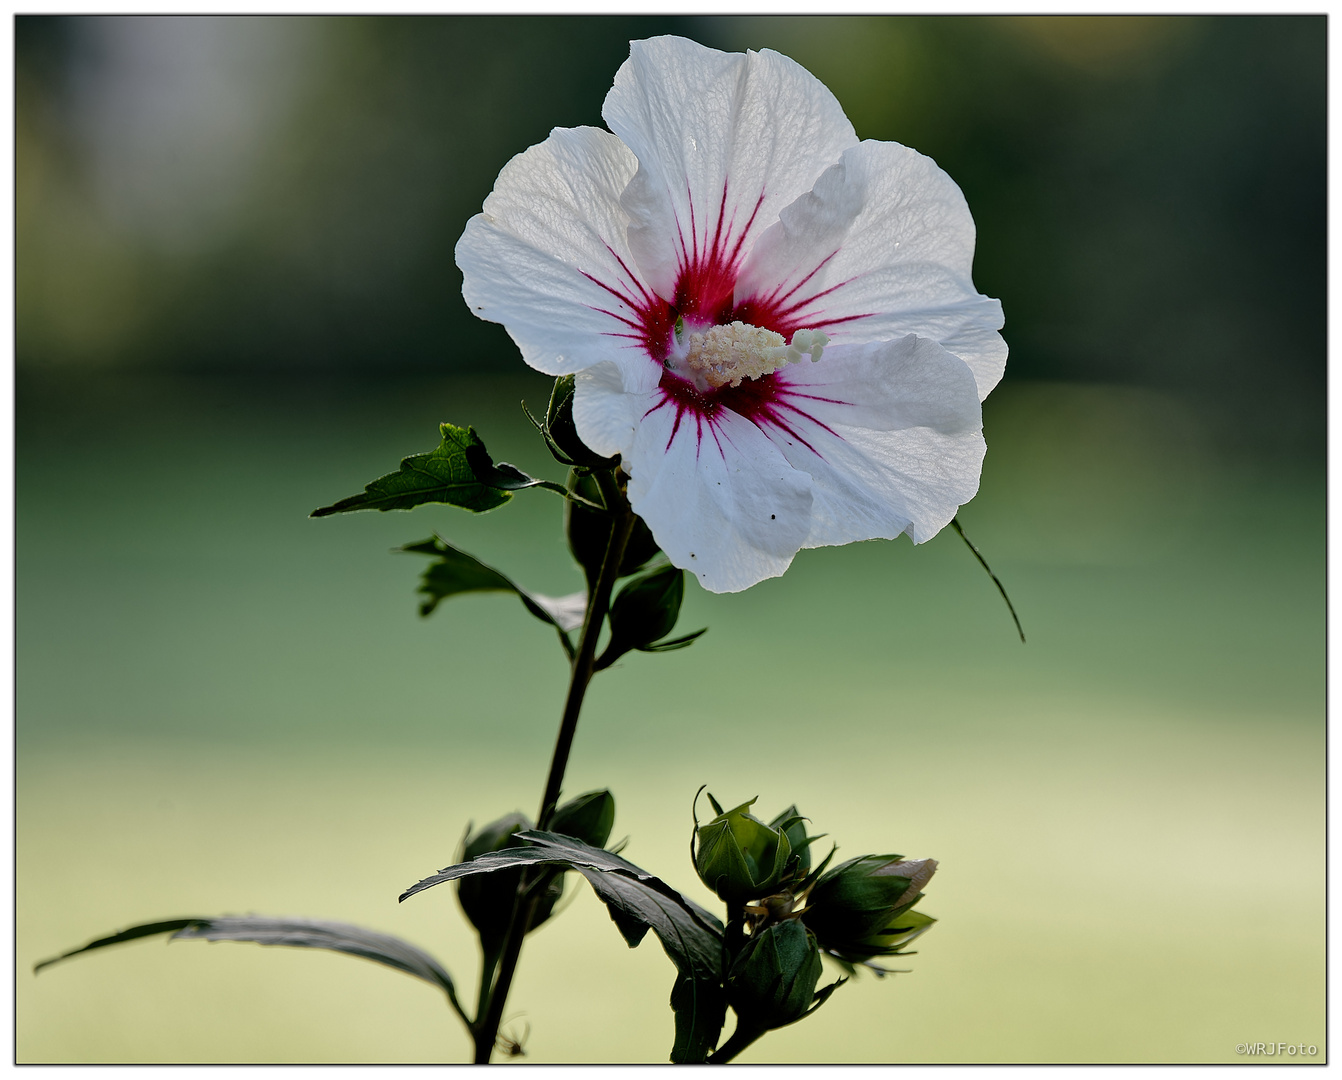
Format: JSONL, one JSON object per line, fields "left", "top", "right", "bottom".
{"left": 457, "top": 812, "right": 563, "bottom": 950}
{"left": 726, "top": 919, "right": 823, "bottom": 1030}
{"left": 545, "top": 375, "right": 618, "bottom": 469}
{"left": 549, "top": 789, "right": 615, "bottom": 849}
{"left": 802, "top": 854, "right": 937, "bottom": 960}
{"left": 564, "top": 470, "right": 659, "bottom": 587}
{"left": 607, "top": 564, "right": 683, "bottom": 652}
{"left": 694, "top": 796, "right": 793, "bottom": 905}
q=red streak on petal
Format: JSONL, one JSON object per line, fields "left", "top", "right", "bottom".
{"left": 580, "top": 270, "right": 642, "bottom": 315}
{"left": 602, "top": 244, "right": 657, "bottom": 307}
{"left": 580, "top": 180, "right": 880, "bottom": 382}
{"left": 757, "top": 250, "right": 839, "bottom": 310}
{"left": 726, "top": 190, "right": 767, "bottom": 267}
{"left": 654, "top": 365, "right": 845, "bottom": 463}
{"left": 590, "top": 305, "right": 641, "bottom": 331}
{"left": 670, "top": 180, "right": 769, "bottom": 326}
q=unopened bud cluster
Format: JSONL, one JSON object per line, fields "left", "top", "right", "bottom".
{"left": 692, "top": 791, "right": 938, "bottom": 1044}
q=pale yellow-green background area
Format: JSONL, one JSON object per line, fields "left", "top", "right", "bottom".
{"left": 17, "top": 374, "right": 1323, "bottom": 1063}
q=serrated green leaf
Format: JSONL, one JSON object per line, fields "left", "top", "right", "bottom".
{"left": 402, "top": 536, "right": 585, "bottom": 653}
{"left": 311, "top": 423, "right": 511, "bottom": 517}
{"left": 400, "top": 830, "right": 726, "bottom": 1061}
{"left": 34, "top": 915, "right": 470, "bottom": 1028}
{"left": 463, "top": 442, "right": 549, "bottom": 492}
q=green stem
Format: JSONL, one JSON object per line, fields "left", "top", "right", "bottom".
{"left": 470, "top": 469, "right": 637, "bottom": 1064}
{"left": 724, "top": 903, "right": 746, "bottom": 959}
{"left": 474, "top": 941, "right": 503, "bottom": 1032}
{"left": 707, "top": 1021, "right": 768, "bottom": 1064}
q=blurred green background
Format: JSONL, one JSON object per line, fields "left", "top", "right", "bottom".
{"left": 17, "top": 15, "right": 1324, "bottom": 1064}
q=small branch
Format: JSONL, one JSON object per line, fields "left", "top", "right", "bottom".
{"left": 474, "top": 942, "right": 501, "bottom": 1033}
{"left": 950, "top": 516, "right": 1025, "bottom": 643}
{"left": 707, "top": 1020, "right": 768, "bottom": 1064}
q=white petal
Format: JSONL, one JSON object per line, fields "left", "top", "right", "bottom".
{"left": 572, "top": 360, "right": 659, "bottom": 459}
{"left": 620, "top": 394, "right": 814, "bottom": 593}
{"left": 762, "top": 335, "right": 985, "bottom": 548}
{"left": 602, "top": 36, "right": 858, "bottom": 302}
{"left": 455, "top": 126, "right": 657, "bottom": 378}
{"left": 736, "top": 140, "right": 1007, "bottom": 399}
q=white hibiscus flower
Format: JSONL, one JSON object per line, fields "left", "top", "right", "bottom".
{"left": 457, "top": 35, "right": 1005, "bottom": 593}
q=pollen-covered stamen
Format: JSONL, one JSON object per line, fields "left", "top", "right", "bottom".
{"left": 683, "top": 322, "right": 830, "bottom": 389}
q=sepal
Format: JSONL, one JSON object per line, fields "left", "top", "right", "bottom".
{"left": 549, "top": 789, "right": 616, "bottom": 848}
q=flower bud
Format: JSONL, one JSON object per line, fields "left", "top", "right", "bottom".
{"left": 457, "top": 812, "right": 562, "bottom": 949}
{"left": 607, "top": 564, "right": 683, "bottom": 653}
{"left": 726, "top": 919, "right": 822, "bottom": 1030}
{"left": 544, "top": 375, "right": 618, "bottom": 469}
{"left": 802, "top": 854, "right": 937, "bottom": 960}
{"left": 694, "top": 797, "right": 793, "bottom": 905}
{"left": 549, "top": 789, "right": 615, "bottom": 848}
{"left": 564, "top": 470, "right": 659, "bottom": 587}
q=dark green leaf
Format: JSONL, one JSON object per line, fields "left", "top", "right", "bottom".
{"left": 34, "top": 915, "right": 470, "bottom": 1027}
{"left": 457, "top": 813, "right": 563, "bottom": 949}
{"left": 402, "top": 536, "right": 586, "bottom": 649}
{"left": 311, "top": 423, "right": 512, "bottom": 517}
{"left": 400, "top": 830, "right": 726, "bottom": 1061}
{"left": 463, "top": 442, "right": 548, "bottom": 492}
{"left": 669, "top": 965, "right": 729, "bottom": 1064}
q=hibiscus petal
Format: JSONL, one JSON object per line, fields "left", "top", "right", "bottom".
{"left": 603, "top": 36, "right": 858, "bottom": 305}
{"left": 572, "top": 360, "right": 656, "bottom": 459}
{"left": 455, "top": 126, "right": 657, "bottom": 378}
{"left": 735, "top": 140, "right": 1007, "bottom": 399}
{"left": 758, "top": 335, "right": 985, "bottom": 549}
{"left": 579, "top": 369, "right": 815, "bottom": 593}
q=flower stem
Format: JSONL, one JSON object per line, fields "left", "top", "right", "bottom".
{"left": 707, "top": 1021, "right": 768, "bottom": 1064}
{"left": 474, "top": 941, "right": 503, "bottom": 1036}
{"left": 470, "top": 468, "right": 637, "bottom": 1063}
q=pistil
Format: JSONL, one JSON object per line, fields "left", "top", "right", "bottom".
{"left": 682, "top": 322, "right": 828, "bottom": 389}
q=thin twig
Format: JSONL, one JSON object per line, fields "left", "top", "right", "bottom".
{"left": 950, "top": 516, "right": 1025, "bottom": 643}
